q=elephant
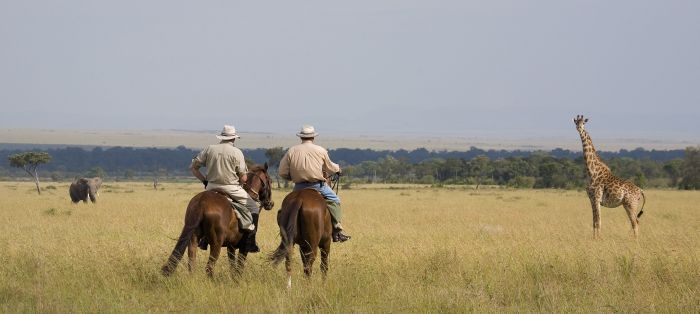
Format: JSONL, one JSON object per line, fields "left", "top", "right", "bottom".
{"left": 69, "top": 177, "right": 103, "bottom": 203}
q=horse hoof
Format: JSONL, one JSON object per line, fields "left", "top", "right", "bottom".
{"left": 161, "top": 265, "right": 173, "bottom": 277}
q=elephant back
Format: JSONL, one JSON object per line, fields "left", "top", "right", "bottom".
{"left": 69, "top": 178, "right": 89, "bottom": 203}
{"left": 69, "top": 177, "right": 101, "bottom": 203}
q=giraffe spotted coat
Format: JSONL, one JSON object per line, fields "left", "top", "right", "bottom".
{"left": 574, "top": 115, "right": 646, "bottom": 238}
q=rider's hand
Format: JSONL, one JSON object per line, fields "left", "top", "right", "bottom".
{"left": 202, "top": 180, "right": 208, "bottom": 188}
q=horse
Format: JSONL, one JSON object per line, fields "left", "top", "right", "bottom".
{"left": 269, "top": 173, "right": 339, "bottom": 289}
{"left": 161, "top": 163, "right": 274, "bottom": 277}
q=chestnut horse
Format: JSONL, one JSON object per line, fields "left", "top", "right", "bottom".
{"left": 269, "top": 187, "right": 333, "bottom": 289}
{"left": 161, "top": 163, "right": 273, "bottom": 277}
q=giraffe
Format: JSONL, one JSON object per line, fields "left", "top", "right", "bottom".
{"left": 573, "top": 115, "right": 646, "bottom": 238}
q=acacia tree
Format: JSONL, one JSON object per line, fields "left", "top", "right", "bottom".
{"left": 679, "top": 146, "right": 700, "bottom": 190}
{"left": 8, "top": 152, "right": 52, "bottom": 195}
{"left": 468, "top": 155, "right": 492, "bottom": 189}
{"left": 265, "top": 147, "right": 286, "bottom": 188}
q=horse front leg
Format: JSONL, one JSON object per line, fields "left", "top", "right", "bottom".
{"left": 227, "top": 246, "right": 238, "bottom": 275}
{"left": 235, "top": 250, "right": 248, "bottom": 275}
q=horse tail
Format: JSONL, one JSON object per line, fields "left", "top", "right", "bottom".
{"left": 161, "top": 193, "right": 205, "bottom": 276}
{"left": 269, "top": 197, "right": 302, "bottom": 266}
{"left": 637, "top": 191, "right": 646, "bottom": 219}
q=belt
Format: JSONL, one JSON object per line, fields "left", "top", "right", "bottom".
{"left": 298, "top": 180, "right": 325, "bottom": 187}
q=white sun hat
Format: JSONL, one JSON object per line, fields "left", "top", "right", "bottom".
{"left": 296, "top": 125, "right": 319, "bottom": 138}
{"left": 216, "top": 125, "right": 241, "bottom": 140}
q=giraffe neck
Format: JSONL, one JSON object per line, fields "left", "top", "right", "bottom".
{"left": 577, "top": 127, "right": 610, "bottom": 179}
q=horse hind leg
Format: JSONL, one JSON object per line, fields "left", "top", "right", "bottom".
{"left": 187, "top": 235, "right": 198, "bottom": 272}
{"left": 161, "top": 254, "right": 180, "bottom": 276}
{"left": 285, "top": 254, "right": 293, "bottom": 290}
{"left": 320, "top": 240, "right": 330, "bottom": 279}
{"left": 205, "top": 234, "right": 223, "bottom": 277}
{"left": 300, "top": 243, "right": 318, "bottom": 277}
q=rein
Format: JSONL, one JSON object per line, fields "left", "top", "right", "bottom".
{"left": 327, "top": 172, "right": 341, "bottom": 195}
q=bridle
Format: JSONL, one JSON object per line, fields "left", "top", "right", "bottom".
{"left": 244, "top": 170, "right": 273, "bottom": 210}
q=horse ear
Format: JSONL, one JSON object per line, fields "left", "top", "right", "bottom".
{"left": 264, "top": 162, "right": 268, "bottom": 170}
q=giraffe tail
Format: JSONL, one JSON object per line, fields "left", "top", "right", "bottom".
{"left": 636, "top": 191, "right": 646, "bottom": 219}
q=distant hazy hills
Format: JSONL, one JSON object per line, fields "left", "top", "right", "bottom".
{"left": 0, "top": 128, "right": 697, "bottom": 151}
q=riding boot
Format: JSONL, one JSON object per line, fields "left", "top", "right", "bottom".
{"left": 244, "top": 213, "right": 260, "bottom": 253}
{"left": 326, "top": 201, "right": 351, "bottom": 242}
{"left": 333, "top": 228, "right": 351, "bottom": 242}
{"left": 231, "top": 201, "right": 255, "bottom": 231}
{"left": 198, "top": 237, "right": 208, "bottom": 250}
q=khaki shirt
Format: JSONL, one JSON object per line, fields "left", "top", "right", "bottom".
{"left": 279, "top": 141, "right": 340, "bottom": 183}
{"left": 191, "top": 142, "right": 247, "bottom": 185}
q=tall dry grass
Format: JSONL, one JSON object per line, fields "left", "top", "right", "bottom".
{"left": 0, "top": 182, "right": 697, "bottom": 313}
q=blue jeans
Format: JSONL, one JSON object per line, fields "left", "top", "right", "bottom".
{"left": 293, "top": 181, "right": 340, "bottom": 203}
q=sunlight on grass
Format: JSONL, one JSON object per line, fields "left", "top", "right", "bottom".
{"left": 0, "top": 182, "right": 698, "bottom": 312}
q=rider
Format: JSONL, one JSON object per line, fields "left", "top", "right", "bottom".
{"left": 190, "top": 125, "right": 261, "bottom": 252}
{"left": 278, "top": 125, "right": 351, "bottom": 242}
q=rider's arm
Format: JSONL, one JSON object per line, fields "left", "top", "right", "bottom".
{"left": 239, "top": 172, "right": 248, "bottom": 185}
{"left": 322, "top": 150, "right": 341, "bottom": 174}
{"left": 190, "top": 159, "right": 207, "bottom": 182}
{"left": 278, "top": 152, "right": 291, "bottom": 181}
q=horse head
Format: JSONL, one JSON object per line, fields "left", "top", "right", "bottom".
{"left": 245, "top": 162, "right": 274, "bottom": 210}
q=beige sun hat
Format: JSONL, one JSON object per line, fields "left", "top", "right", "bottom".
{"left": 296, "top": 125, "right": 319, "bottom": 138}
{"left": 216, "top": 125, "right": 241, "bottom": 140}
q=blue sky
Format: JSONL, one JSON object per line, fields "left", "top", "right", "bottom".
{"left": 1, "top": 1, "right": 698, "bottom": 140}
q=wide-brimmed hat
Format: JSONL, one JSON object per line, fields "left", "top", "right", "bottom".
{"left": 216, "top": 125, "right": 241, "bottom": 140}
{"left": 296, "top": 125, "right": 318, "bottom": 138}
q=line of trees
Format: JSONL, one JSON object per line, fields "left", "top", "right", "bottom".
{"left": 2, "top": 145, "right": 700, "bottom": 190}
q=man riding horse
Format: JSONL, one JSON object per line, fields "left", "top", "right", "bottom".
{"left": 190, "top": 125, "right": 261, "bottom": 252}
{"left": 278, "top": 125, "right": 351, "bottom": 242}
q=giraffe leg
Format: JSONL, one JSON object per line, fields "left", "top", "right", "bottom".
{"left": 588, "top": 187, "right": 602, "bottom": 239}
{"left": 593, "top": 204, "right": 601, "bottom": 239}
{"left": 623, "top": 202, "right": 639, "bottom": 238}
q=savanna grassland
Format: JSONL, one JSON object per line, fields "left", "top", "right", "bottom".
{"left": 0, "top": 182, "right": 698, "bottom": 313}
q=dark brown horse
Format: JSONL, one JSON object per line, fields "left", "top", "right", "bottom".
{"left": 161, "top": 163, "right": 274, "bottom": 277}
{"left": 269, "top": 188, "right": 333, "bottom": 289}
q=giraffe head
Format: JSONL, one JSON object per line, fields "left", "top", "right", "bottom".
{"left": 573, "top": 115, "right": 588, "bottom": 131}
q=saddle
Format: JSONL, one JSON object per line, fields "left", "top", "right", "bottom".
{"left": 210, "top": 189, "right": 246, "bottom": 220}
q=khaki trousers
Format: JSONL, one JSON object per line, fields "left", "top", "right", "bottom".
{"left": 206, "top": 183, "right": 258, "bottom": 229}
